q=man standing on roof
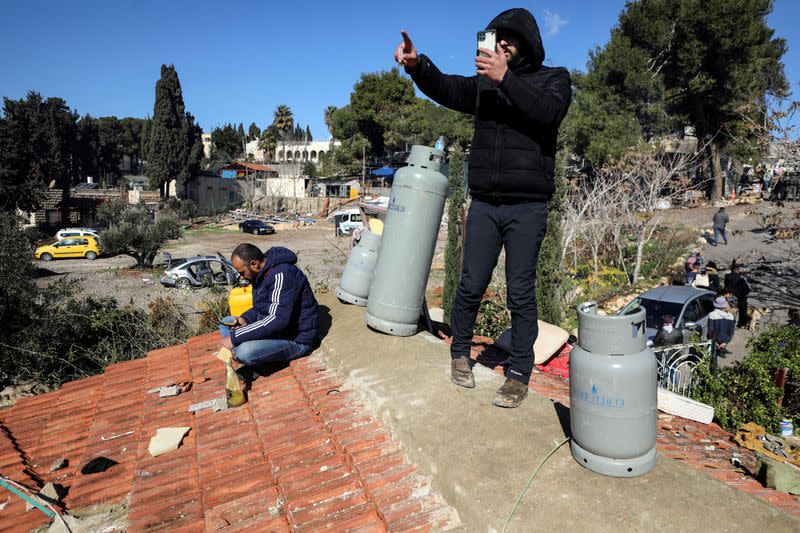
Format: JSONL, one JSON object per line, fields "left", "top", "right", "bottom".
{"left": 219, "top": 244, "right": 319, "bottom": 368}
{"left": 394, "top": 8, "right": 571, "bottom": 407}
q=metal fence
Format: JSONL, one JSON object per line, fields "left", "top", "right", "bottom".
{"left": 651, "top": 341, "right": 712, "bottom": 397}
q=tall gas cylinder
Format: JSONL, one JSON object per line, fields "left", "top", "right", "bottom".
{"left": 569, "top": 302, "right": 657, "bottom": 477}
{"left": 365, "top": 145, "right": 448, "bottom": 336}
{"left": 336, "top": 230, "right": 382, "bottom": 306}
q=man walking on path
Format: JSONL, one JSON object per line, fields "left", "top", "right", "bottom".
{"left": 394, "top": 8, "right": 571, "bottom": 407}
{"left": 712, "top": 207, "right": 729, "bottom": 246}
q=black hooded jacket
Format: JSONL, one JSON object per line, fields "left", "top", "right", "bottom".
{"left": 407, "top": 8, "right": 571, "bottom": 202}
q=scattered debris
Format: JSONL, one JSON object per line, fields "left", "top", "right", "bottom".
{"left": 756, "top": 453, "right": 800, "bottom": 495}
{"left": 188, "top": 396, "right": 227, "bottom": 414}
{"left": 734, "top": 422, "right": 800, "bottom": 466}
{"left": 25, "top": 482, "right": 64, "bottom": 511}
{"left": 704, "top": 445, "right": 716, "bottom": 451}
{"left": 657, "top": 388, "right": 714, "bottom": 424}
{"left": 658, "top": 414, "right": 674, "bottom": 422}
{"left": 81, "top": 457, "right": 118, "bottom": 475}
{"left": 215, "top": 347, "right": 233, "bottom": 363}
{"left": 730, "top": 453, "right": 743, "bottom": 468}
{"left": 142, "top": 278, "right": 155, "bottom": 286}
{"left": 158, "top": 385, "right": 181, "bottom": 398}
{"left": 100, "top": 430, "right": 134, "bottom": 442}
{"left": 49, "top": 458, "right": 68, "bottom": 473}
{"left": 147, "top": 381, "right": 192, "bottom": 397}
{"left": 148, "top": 427, "right": 191, "bottom": 457}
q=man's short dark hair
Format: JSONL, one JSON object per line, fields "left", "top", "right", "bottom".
{"left": 232, "top": 243, "right": 263, "bottom": 263}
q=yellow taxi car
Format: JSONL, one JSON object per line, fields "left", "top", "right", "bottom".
{"left": 35, "top": 236, "right": 102, "bottom": 261}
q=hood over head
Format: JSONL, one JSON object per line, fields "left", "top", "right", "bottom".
{"left": 487, "top": 8, "right": 545, "bottom": 72}
{"left": 265, "top": 246, "right": 298, "bottom": 267}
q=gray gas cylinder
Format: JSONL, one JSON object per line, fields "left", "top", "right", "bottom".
{"left": 365, "top": 145, "right": 448, "bottom": 336}
{"left": 569, "top": 302, "right": 657, "bottom": 477}
{"left": 336, "top": 230, "right": 382, "bottom": 306}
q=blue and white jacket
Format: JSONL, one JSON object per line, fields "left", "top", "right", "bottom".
{"left": 231, "top": 247, "right": 319, "bottom": 347}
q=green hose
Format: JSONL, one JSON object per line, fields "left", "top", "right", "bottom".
{"left": 501, "top": 436, "right": 571, "bottom": 533}
{"left": 0, "top": 476, "right": 55, "bottom": 518}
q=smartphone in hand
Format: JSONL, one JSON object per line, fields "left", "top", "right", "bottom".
{"left": 220, "top": 317, "right": 238, "bottom": 327}
{"left": 477, "top": 29, "right": 497, "bottom": 57}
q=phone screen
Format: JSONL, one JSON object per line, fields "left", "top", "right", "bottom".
{"left": 477, "top": 29, "right": 497, "bottom": 57}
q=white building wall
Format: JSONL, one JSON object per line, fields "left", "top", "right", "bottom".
{"left": 275, "top": 140, "right": 340, "bottom": 164}
{"left": 258, "top": 177, "right": 307, "bottom": 198}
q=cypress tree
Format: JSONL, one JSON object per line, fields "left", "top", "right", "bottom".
{"left": 148, "top": 65, "right": 186, "bottom": 197}
{"left": 442, "top": 147, "right": 465, "bottom": 323}
{"left": 535, "top": 150, "right": 566, "bottom": 325}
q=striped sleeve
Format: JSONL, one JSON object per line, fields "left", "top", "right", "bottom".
{"left": 231, "top": 271, "right": 296, "bottom": 345}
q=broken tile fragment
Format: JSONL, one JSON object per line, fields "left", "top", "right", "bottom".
{"left": 148, "top": 427, "right": 191, "bottom": 457}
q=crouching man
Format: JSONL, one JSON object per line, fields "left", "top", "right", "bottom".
{"left": 220, "top": 243, "right": 319, "bottom": 367}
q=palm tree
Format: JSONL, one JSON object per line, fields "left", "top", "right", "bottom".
{"left": 258, "top": 126, "right": 278, "bottom": 162}
{"left": 272, "top": 105, "right": 294, "bottom": 161}
{"left": 324, "top": 106, "right": 337, "bottom": 138}
{"left": 324, "top": 105, "right": 338, "bottom": 155}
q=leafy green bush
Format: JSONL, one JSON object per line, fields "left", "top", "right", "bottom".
{"left": 5, "top": 284, "right": 193, "bottom": 388}
{"left": 196, "top": 288, "right": 230, "bottom": 335}
{"left": 99, "top": 201, "right": 182, "bottom": 268}
{"left": 692, "top": 325, "right": 800, "bottom": 433}
{"left": 442, "top": 147, "right": 465, "bottom": 323}
{"left": 474, "top": 289, "right": 512, "bottom": 339}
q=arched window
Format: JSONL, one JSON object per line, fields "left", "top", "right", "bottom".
{"left": 318, "top": 150, "right": 325, "bottom": 159}
{"left": 310, "top": 150, "right": 317, "bottom": 160}
{"left": 278, "top": 150, "right": 284, "bottom": 161}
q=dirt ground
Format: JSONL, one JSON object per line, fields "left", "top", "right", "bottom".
{"left": 35, "top": 223, "right": 353, "bottom": 320}
{"left": 670, "top": 200, "right": 800, "bottom": 365}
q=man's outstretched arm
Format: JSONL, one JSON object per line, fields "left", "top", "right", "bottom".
{"left": 394, "top": 30, "right": 478, "bottom": 115}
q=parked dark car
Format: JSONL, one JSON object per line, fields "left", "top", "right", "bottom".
{"left": 239, "top": 220, "right": 276, "bottom": 235}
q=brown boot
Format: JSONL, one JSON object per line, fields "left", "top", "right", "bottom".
{"left": 492, "top": 378, "right": 528, "bottom": 408}
{"left": 451, "top": 357, "right": 475, "bottom": 388}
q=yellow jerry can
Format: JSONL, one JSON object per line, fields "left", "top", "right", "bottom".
{"left": 228, "top": 285, "right": 253, "bottom": 317}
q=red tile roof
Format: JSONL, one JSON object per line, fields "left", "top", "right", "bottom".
{"left": 0, "top": 333, "right": 457, "bottom": 532}
{"left": 220, "top": 162, "right": 278, "bottom": 173}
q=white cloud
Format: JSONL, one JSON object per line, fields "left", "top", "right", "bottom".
{"left": 542, "top": 9, "right": 568, "bottom": 37}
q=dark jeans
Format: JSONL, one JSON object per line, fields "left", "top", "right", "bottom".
{"left": 220, "top": 317, "right": 310, "bottom": 366}
{"left": 450, "top": 199, "right": 548, "bottom": 384}
{"left": 713, "top": 226, "right": 728, "bottom": 245}
{"left": 736, "top": 298, "right": 749, "bottom": 328}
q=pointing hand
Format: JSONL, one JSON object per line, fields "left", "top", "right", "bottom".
{"left": 394, "top": 30, "right": 419, "bottom": 69}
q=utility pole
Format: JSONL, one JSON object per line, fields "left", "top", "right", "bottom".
{"left": 362, "top": 141, "right": 366, "bottom": 197}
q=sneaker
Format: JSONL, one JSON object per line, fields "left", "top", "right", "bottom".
{"left": 451, "top": 357, "right": 475, "bottom": 388}
{"left": 492, "top": 378, "right": 529, "bottom": 408}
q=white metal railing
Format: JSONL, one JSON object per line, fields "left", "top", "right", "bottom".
{"left": 651, "top": 341, "right": 712, "bottom": 397}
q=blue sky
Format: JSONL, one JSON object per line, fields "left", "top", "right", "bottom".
{"left": 1, "top": 1, "right": 798, "bottom": 140}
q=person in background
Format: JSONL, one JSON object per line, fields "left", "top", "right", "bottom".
{"left": 718, "top": 287, "right": 739, "bottom": 325}
{"left": 653, "top": 314, "right": 683, "bottom": 347}
{"left": 692, "top": 267, "right": 710, "bottom": 290}
{"left": 724, "top": 263, "right": 751, "bottom": 328}
{"left": 705, "top": 261, "right": 721, "bottom": 291}
{"left": 712, "top": 207, "right": 730, "bottom": 246}
{"left": 707, "top": 297, "right": 735, "bottom": 358}
{"left": 788, "top": 308, "right": 800, "bottom": 327}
